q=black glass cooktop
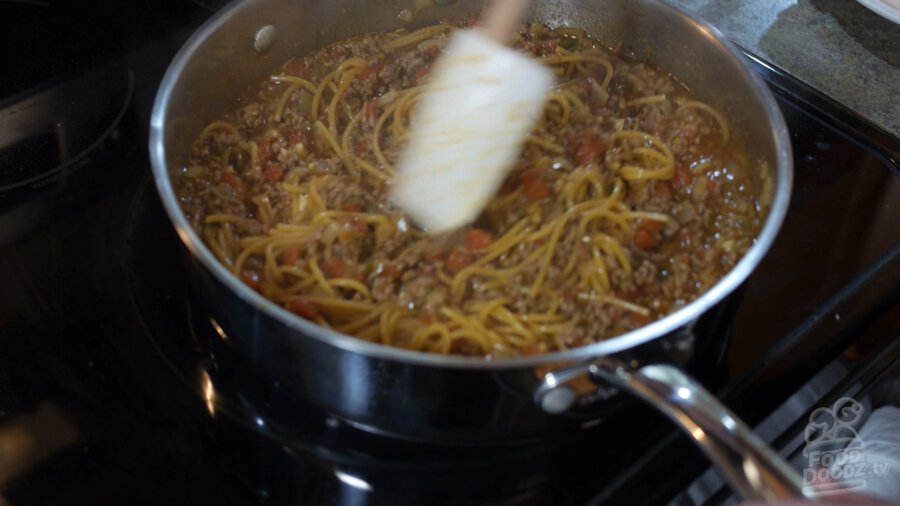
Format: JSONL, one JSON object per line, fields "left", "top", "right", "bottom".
{"left": 1, "top": 1, "right": 898, "bottom": 505}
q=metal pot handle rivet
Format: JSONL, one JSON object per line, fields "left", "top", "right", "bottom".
{"left": 539, "top": 385, "right": 577, "bottom": 414}
{"left": 254, "top": 25, "right": 277, "bottom": 53}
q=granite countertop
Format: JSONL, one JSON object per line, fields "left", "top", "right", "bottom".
{"left": 669, "top": 0, "right": 900, "bottom": 142}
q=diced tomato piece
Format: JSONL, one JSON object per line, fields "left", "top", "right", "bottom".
{"left": 424, "top": 250, "right": 445, "bottom": 263}
{"left": 633, "top": 220, "right": 663, "bottom": 250}
{"left": 540, "top": 39, "right": 560, "bottom": 54}
{"left": 683, "top": 279, "right": 699, "bottom": 294}
{"left": 339, "top": 217, "right": 369, "bottom": 242}
{"left": 286, "top": 299, "right": 319, "bottom": 319}
{"left": 679, "top": 127, "right": 698, "bottom": 144}
{"left": 672, "top": 163, "right": 693, "bottom": 189}
{"left": 263, "top": 162, "right": 285, "bottom": 183}
{"left": 364, "top": 99, "right": 380, "bottom": 126}
{"left": 240, "top": 269, "right": 261, "bottom": 290}
{"left": 634, "top": 228, "right": 659, "bottom": 250}
{"left": 358, "top": 66, "right": 376, "bottom": 80}
{"left": 414, "top": 63, "right": 433, "bottom": 83}
{"left": 465, "top": 229, "right": 493, "bottom": 252}
{"left": 423, "top": 46, "right": 440, "bottom": 59}
{"left": 381, "top": 264, "right": 402, "bottom": 281}
{"left": 617, "top": 290, "right": 637, "bottom": 302}
{"left": 653, "top": 183, "right": 673, "bottom": 202}
{"left": 258, "top": 141, "right": 276, "bottom": 163}
{"left": 581, "top": 77, "right": 595, "bottom": 95}
{"left": 283, "top": 58, "right": 310, "bottom": 78}
{"left": 639, "top": 282, "right": 660, "bottom": 296}
{"left": 522, "top": 169, "right": 550, "bottom": 200}
{"left": 446, "top": 248, "right": 474, "bottom": 273}
{"left": 322, "top": 258, "right": 349, "bottom": 278}
{"left": 222, "top": 171, "right": 242, "bottom": 189}
{"left": 642, "top": 220, "right": 663, "bottom": 233}
{"left": 575, "top": 137, "right": 607, "bottom": 166}
{"left": 521, "top": 343, "right": 542, "bottom": 356}
{"left": 498, "top": 175, "right": 517, "bottom": 195}
{"left": 358, "top": 60, "right": 384, "bottom": 81}
{"left": 287, "top": 130, "right": 310, "bottom": 148}
{"left": 341, "top": 202, "right": 362, "bottom": 212}
{"left": 630, "top": 313, "right": 652, "bottom": 328}
{"left": 281, "top": 247, "right": 300, "bottom": 266}
{"left": 350, "top": 217, "right": 369, "bottom": 235}
{"left": 525, "top": 179, "right": 550, "bottom": 200}
{"left": 222, "top": 172, "right": 246, "bottom": 199}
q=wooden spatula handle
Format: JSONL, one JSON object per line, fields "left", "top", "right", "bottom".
{"left": 481, "top": 0, "right": 530, "bottom": 44}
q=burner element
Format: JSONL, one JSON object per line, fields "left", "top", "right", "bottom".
{"left": 0, "top": 1, "right": 131, "bottom": 202}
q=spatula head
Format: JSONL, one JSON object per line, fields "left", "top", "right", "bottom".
{"left": 392, "top": 29, "right": 553, "bottom": 233}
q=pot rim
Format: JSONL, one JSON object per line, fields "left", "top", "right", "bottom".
{"left": 148, "top": 0, "right": 793, "bottom": 371}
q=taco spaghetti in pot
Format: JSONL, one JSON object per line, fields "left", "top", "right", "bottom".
{"left": 173, "top": 21, "right": 770, "bottom": 358}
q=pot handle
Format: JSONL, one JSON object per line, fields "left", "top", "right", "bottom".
{"left": 598, "top": 362, "right": 808, "bottom": 502}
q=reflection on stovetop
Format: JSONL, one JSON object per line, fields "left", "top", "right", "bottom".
{"left": 0, "top": 3, "right": 137, "bottom": 243}
{"left": 0, "top": 2, "right": 899, "bottom": 505}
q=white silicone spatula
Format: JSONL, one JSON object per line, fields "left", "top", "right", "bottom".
{"left": 391, "top": 0, "right": 554, "bottom": 233}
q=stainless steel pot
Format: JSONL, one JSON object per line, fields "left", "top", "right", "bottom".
{"left": 150, "top": 0, "right": 801, "bottom": 500}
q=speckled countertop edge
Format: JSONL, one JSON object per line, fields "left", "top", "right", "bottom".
{"left": 669, "top": 0, "right": 900, "bottom": 142}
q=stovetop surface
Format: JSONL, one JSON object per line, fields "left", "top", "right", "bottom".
{"left": 1, "top": 1, "right": 899, "bottom": 505}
